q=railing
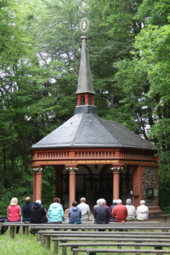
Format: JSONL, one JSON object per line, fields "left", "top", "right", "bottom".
{"left": 121, "top": 153, "right": 152, "bottom": 159}
{"left": 38, "top": 152, "right": 68, "bottom": 159}
{"left": 75, "top": 151, "right": 115, "bottom": 158}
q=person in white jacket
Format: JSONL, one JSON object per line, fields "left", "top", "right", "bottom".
{"left": 77, "top": 197, "right": 90, "bottom": 222}
{"left": 125, "top": 199, "right": 136, "bottom": 221}
{"left": 136, "top": 200, "right": 149, "bottom": 220}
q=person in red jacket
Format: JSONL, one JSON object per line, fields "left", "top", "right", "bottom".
{"left": 112, "top": 199, "right": 127, "bottom": 222}
{"left": 102, "top": 199, "right": 111, "bottom": 221}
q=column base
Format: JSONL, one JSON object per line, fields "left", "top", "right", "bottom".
{"left": 148, "top": 206, "right": 162, "bottom": 219}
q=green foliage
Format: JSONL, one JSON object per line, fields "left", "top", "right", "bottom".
{"left": 1, "top": 0, "right": 170, "bottom": 212}
{"left": 41, "top": 166, "right": 55, "bottom": 210}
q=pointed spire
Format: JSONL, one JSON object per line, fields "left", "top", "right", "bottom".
{"left": 76, "top": 36, "right": 95, "bottom": 94}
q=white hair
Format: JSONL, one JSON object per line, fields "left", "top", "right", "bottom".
{"left": 140, "top": 200, "right": 145, "bottom": 205}
{"left": 80, "top": 197, "right": 86, "bottom": 202}
{"left": 96, "top": 199, "right": 100, "bottom": 205}
{"left": 36, "top": 200, "right": 41, "bottom": 204}
{"left": 113, "top": 199, "right": 117, "bottom": 204}
{"left": 117, "top": 199, "right": 122, "bottom": 204}
{"left": 98, "top": 199, "right": 105, "bottom": 205}
{"left": 126, "top": 199, "right": 132, "bottom": 205}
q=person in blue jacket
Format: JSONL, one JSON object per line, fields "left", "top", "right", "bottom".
{"left": 110, "top": 199, "right": 117, "bottom": 222}
{"left": 48, "top": 197, "right": 64, "bottom": 223}
{"left": 68, "top": 201, "right": 81, "bottom": 224}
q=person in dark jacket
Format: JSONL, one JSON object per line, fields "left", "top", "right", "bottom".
{"left": 68, "top": 201, "right": 81, "bottom": 224}
{"left": 22, "top": 197, "right": 32, "bottom": 234}
{"left": 93, "top": 199, "right": 110, "bottom": 224}
{"left": 30, "top": 200, "right": 47, "bottom": 223}
{"left": 110, "top": 199, "right": 117, "bottom": 222}
{"left": 29, "top": 200, "right": 47, "bottom": 234}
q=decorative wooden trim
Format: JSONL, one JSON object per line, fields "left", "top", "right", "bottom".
{"left": 121, "top": 153, "right": 153, "bottom": 159}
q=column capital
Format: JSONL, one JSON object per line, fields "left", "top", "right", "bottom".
{"left": 109, "top": 165, "right": 124, "bottom": 172}
{"left": 66, "top": 166, "right": 78, "bottom": 173}
{"left": 31, "top": 167, "right": 44, "bottom": 174}
{"left": 65, "top": 165, "right": 79, "bottom": 173}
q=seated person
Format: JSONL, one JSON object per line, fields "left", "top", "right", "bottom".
{"left": 48, "top": 197, "right": 64, "bottom": 223}
{"left": 125, "top": 198, "right": 135, "bottom": 221}
{"left": 30, "top": 199, "right": 47, "bottom": 223}
{"left": 103, "top": 199, "right": 111, "bottom": 221}
{"left": 110, "top": 199, "right": 117, "bottom": 222}
{"left": 69, "top": 201, "right": 81, "bottom": 224}
{"left": 77, "top": 197, "right": 90, "bottom": 222}
{"left": 29, "top": 200, "right": 47, "bottom": 235}
{"left": 93, "top": 198, "right": 110, "bottom": 224}
{"left": 112, "top": 199, "right": 127, "bottom": 222}
{"left": 7, "top": 197, "right": 21, "bottom": 234}
{"left": 22, "top": 197, "right": 32, "bottom": 234}
{"left": 136, "top": 200, "right": 149, "bottom": 221}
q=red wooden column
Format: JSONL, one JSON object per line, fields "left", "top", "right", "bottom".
{"left": 32, "top": 168, "right": 43, "bottom": 201}
{"left": 66, "top": 166, "right": 78, "bottom": 208}
{"left": 69, "top": 172, "right": 76, "bottom": 207}
{"left": 110, "top": 165, "right": 124, "bottom": 200}
{"left": 113, "top": 170, "right": 120, "bottom": 200}
{"left": 33, "top": 172, "right": 37, "bottom": 202}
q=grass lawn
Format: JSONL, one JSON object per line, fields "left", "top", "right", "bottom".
{"left": 1, "top": 228, "right": 170, "bottom": 255}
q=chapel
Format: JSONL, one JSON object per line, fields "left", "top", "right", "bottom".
{"left": 30, "top": 36, "right": 161, "bottom": 217}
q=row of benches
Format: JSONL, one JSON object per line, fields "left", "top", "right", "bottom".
{"left": 2, "top": 222, "right": 170, "bottom": 238}
{"left": 37, "top": 230, "right": 170, "bottom": 254}
{"left": 1, "top": 222, "right": 170, "bottom": 254}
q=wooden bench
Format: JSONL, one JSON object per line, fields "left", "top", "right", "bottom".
{"left": 37, "top": 231, "right": 170, "bottom": 252}
{"left": 74, "top": 248, "right": 170, "bottom": 255}
{"left": 160, "top": 214, "right": 170, "bottom": 223}
{"left": 51, "top": 237, "right": 170, "bottom": 254}
{"left": 2, "top": 222, "right": 170, "bottom": 239}
{"left": 59, "top": 243, "right": 170, "bottom": 255}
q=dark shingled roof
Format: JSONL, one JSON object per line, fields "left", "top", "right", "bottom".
{"left": 32, "top": 112, "right": 154, "bottom": 150}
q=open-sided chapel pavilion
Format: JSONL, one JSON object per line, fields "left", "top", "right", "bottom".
{"left": 30, "top": 36, "right": 161, "bottom": 217}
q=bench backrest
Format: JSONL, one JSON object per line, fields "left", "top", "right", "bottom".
{"left": 73, "top": 248, "right": 170, "bottom": 254}
{"left": 52, "top": 237, "right": 170, "bottom": 242}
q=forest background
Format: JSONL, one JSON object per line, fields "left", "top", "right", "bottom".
{"left": 0, "top": 0, "right": 170, "bottom": 214}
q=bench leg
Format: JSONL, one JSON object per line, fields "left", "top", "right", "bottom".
{"left": 54, "top": 240, "right": 58, "bottom": 254}
{"left": 10, "top": 226, "right": 15, "bottom": 239}
{"left": 37, "top": 233, "right": 41, "bottom": 242}
{"left": 46, "top": 236, "right": 51, "bottom": 250}
{"left": 41, "top": 234, "right": 45, "bottom": 246}
{"left": 62, "top": 246, "right": 67, "bottom": 255}
{"left": 73, "top": 251, "right": 78, "bottom": 255}
{"left": 25, "top": 226, "right": 28, "bottom": 236}
{"left": 135, "top": 245, "right": 141, "bottom": 255}
{"left": 155, "top": 246, "right": 162, "bottom": 255}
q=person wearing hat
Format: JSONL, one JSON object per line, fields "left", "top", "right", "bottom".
{"left": 110, "top": 199, "right": 117, "bottom": 222}
{"left": 7, "top": 197, "right": 21, "bottom": 234}
{"left": 136, "top": 200, "right": 149, "bottom": 221}
{"left": 125, "top": 198, "right": 136, "bottom": 221}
